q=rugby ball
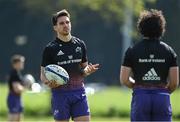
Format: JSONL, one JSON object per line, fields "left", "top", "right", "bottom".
{"left": 44, "top": 64, "right": 69, "bottom": 85}
{"left": 23, "top": 74, "right": 35, "bottom": 89}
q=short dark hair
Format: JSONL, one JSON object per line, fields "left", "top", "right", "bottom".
{"left": 137, "top": 9, "right": 166, "bottom": 38}
{"left": 52, "top": 9, "right": 70, "bottom": 26}
{"left": 11, "top": 54, "right": 25, "bottom": 64}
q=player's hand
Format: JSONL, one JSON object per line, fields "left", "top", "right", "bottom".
{"left": 84, "top": 63, "right": 99, "bottom": 76}
{"left": 48, "top": 80, "right": 60, "bottom": 88}
{"left": 44, "top": 80, "right": 60, "bottom": 88}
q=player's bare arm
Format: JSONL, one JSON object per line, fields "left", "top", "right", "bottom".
{"left": 81, "top": 62, "right": 99, "bottom": 77}
{"left": 120, "top": 66, "right": 134, "bottom": 89}
{"left": 12, "top": 82, "right": 24, "bottom": 94}
{"left": 166, "top": 66, "right": 179, "bottom": 93}
{"left": 40, "top": 66, "right": 59, "bottom": 88}
{"left": 40, "top": 66, "right": 50, "bottom": 84}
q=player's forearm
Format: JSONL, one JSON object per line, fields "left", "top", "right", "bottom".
{"left": 18, "top": 85, "right": 24, "bottom": 93}
{"left": 82, "top": 63, "right": 99, "bottom": 77}
{"left": 80, "top": 62, "right": 89, "bottom": 77}
{"left": 167, "top": 82, "right": 179, "bottom": 93}
{"left": 81, "top": 65, "right": 92, "bottom": 77}
{"left": 167, "top": 67, "right": 179, "bottom": 93}
{"left": 13, "top": 84, "right": 24, "bottom": 94}
{"left": 123, "top": 80, "right": 134, "bottom": 89}
{"left": 120, "top": 74, "right": 134, "bottom": 89}
{"left": 167, "top": 86, "right": 176, "bottom": 93}
{"left": 120, "top": 77, "right": 135, "bottom": 89}
{"left": 40, "top": 72, "right": 49, "bottom": 84}
{"left": 40, "top": 67, "right": 49, "bottom": 84}
{"left": 120, "top": 66, "right": 134, "bottom": 88}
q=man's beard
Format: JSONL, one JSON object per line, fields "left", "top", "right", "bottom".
{"left": 60, "top": 31, "right": 70, "bottom": 36}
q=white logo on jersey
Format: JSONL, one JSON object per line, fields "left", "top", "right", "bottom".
{"left": 68, "top": 55, "right": 73, "bottom": 59}
{"left": 57, "top": 50, "right": 64, "bottom": 56}
{"left": 139, "top": 54, "right": 165, "bottom": 63}
{"left": 75, "top": 47, "right": 81, "bottom": 53}
{"left": 150, "top": 54, "right": 154, "bottom": 59}
{"left": 142, "top": 68, "right": 161, "bottom": 81}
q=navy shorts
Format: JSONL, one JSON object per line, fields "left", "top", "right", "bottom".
{"left": 7, "top": 93, "right": 23, "bottom": 114}
{"left": 131, "top": 88, "right": 172, "bottom": 121}
{"left": 51, "top": 88, "right": 90, "bottom": 120}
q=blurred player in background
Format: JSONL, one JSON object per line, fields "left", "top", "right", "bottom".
{"left": 7, "top": 55, "right": 25, "bottom": 122}
{"left": 40, "top": 9, "right": 99, "bottom": 122}
{"left": 120, "top": 9, "right": 179, "bottom": 121}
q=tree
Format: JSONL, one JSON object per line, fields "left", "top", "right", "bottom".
{"left": 22, "top": 0, "right": 156, "bottom": 24}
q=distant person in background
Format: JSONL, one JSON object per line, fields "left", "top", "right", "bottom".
{"left": 120, "top": 9, "right": 179, "bottom": 121}
{"left": 7, "top": 55, "right": 25, "bottom": 122}
{"left": 40, "top": 9, "right": 99, "bottom": 122}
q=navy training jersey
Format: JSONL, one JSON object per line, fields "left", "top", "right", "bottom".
{"left": 8, "top": 69, "right": 23, "bottom": 94}
{"left": 41, "top": 36, "right": 88, "bottom": 89}
{"left": 122, "top": 38, "right": 178, "bottom": 84}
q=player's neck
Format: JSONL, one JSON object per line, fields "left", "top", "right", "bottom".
{"left": 12, "top": 66, "right": 21, "bottom": 72}
{"left": 57, "top": 34, "right": 72, "bottom": 42}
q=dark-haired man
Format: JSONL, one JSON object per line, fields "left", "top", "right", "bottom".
{"left": 120, "top": 9, "right": 179, "bottom": 121}
{"left": 40, "top": 9, "right": 99, "bottom": 122}
{"left": 7, "top": 55, "right": 25, "bottom": 122}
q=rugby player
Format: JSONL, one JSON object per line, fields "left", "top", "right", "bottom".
{"left": 7, "top": 55, "right": 25, "bottom": 122}
{"left": 120, "top": 9, "right": 179, "bottom": 121}
{"left": 40, "top": 9, "right": 99, "bottom": 122}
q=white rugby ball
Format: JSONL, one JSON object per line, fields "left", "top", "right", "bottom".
{"left": 44, "top": 64, "right": 69, "bottom": 85}
{"left": 23, "top": 74, "right": 35, "bottom": 89}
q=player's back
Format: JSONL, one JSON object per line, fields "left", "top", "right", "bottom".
{"left": 128, "top": 39, "right": 177, "bottom": 121}
{"left": 128, "top": 38, "right": 177, "bottom": 86}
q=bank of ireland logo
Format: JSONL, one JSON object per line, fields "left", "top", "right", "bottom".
{"left": 142, "top": 68, "right": 161, "bottom": 81}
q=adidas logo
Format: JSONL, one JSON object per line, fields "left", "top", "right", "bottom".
{"left": 142, "top": 68, "right": 161, "bottom": 81}
{"left": 57, "top": 50, "right": 64, "bottom": 56}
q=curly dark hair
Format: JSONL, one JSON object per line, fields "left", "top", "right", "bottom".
{"left": 137, "top": 9, "right": 166, "bottom": 38}
{"left": 52, "top": 9, "right": 70, "bottom": 26}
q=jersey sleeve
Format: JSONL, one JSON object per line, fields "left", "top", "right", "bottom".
{"left": 81, "top": 41, "right": 88, "bottom": 63}
{"left": 41, "top": 47, "right": 53, "bottom": 67}
{"left": 169, "top": 47, "right": 178, "bottom": 67}
{"left": 122, "top": 47, "right": 133, "bottom": 67}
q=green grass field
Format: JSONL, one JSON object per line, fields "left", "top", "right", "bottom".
{"left": 0, "top": 83, "right": 180, "bottom": 121}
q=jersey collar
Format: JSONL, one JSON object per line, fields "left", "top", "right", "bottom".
{"left": 55, "top": 37, "right": 73, "bottom": 44}
{"left": 143, "top": 38, "right": 160, "bottom": 42}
